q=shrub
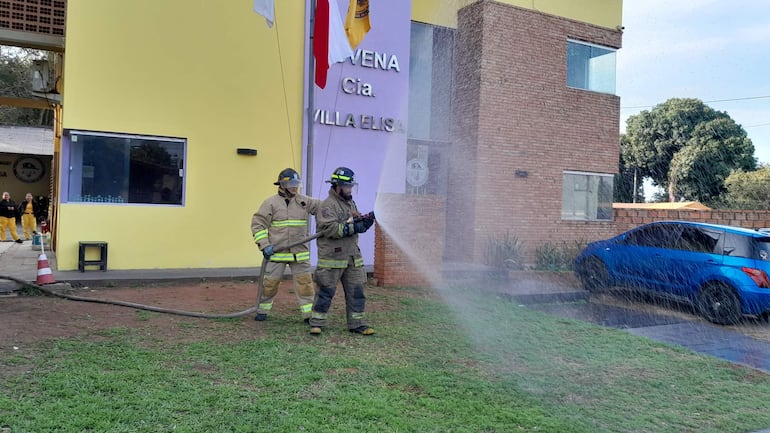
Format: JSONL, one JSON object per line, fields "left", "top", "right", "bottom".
{"left": 483, "top": 232, "right": 523, "bottom": 270}
{"left": 534, "top": 239, "right": 588, "bottom": 271}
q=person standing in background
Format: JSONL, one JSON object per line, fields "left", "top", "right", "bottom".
{"left": 0, "top": 192, "right": 23, "bottom": 243}
{"left": 18, "top": 193, "right": 39, "bottom": 240}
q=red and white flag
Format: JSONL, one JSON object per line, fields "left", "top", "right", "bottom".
{"left": 253, "top": 0, "right": 275, "bottom": 28}
{"left": 313, "top": 0, "right": 354, "bottom": 89}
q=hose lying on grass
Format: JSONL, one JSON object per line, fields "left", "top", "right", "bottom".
{"left": 0, "top": 233, "right": 322, "bottom": 319}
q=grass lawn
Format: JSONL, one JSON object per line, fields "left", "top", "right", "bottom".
{"left": 2, "top": 284, "right": 770, "bottom": 433}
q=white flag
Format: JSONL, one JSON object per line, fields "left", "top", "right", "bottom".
{"left": 253, "top": 0, "right": 275, "bottom": 28}
{"left": 327, "top": 0, "right": 353, "bottom": 66}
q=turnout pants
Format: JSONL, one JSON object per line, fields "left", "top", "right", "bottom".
{"left": 21, "top": 213, "right": 36, "bottom": 239}
{"left": 309, "top": 260, "right": 367, "bottom": 330}
{"left": 258, "top": 260, "right": 315, "bottom": 318}
{"left": 0, "top": 216, "right": 20, "bottom": 241}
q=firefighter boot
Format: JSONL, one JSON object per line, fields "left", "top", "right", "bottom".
{"left": 350, "top": 326, "right": 375, "bottom": 335}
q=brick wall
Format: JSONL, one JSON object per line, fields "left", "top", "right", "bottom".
{"left": 446, "top": 0, "right": 623, "bottom": 264}
{"left": 613, "top": 209, "right": 770, "bottom": 234}
{"left": 373, "top": 193, "right": 446, "bottom": 287}
{"left": 373, "top": 199, "right": 770, "bottom": 288}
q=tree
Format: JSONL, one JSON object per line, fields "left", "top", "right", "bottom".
{"left": 721, "top": 166, "right": 770, "bottom": 210}
{"left": 623, "top": 98, "right": 755, "bottom": 204}
{"left": 670, "top": 117, "right": 755, "bottom": 204}
{"left": 614, "top": 134, "right": 642, "bottom": 203}
{"left": 0, "top": 45, "right": 53, "bottom": 126}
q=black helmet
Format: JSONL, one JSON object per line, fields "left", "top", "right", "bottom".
{"left": 328, "top": 167, "right": 357, "bottom": 186}
{"left": 274, "top": 168, "right": 301, "bottom": 188}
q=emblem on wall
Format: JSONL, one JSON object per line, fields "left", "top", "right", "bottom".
{"left": 13, "top": 156, "right": 46, "bottom": 183}
{"left": 406, "top": 159, "right": 429, "bottom": 188}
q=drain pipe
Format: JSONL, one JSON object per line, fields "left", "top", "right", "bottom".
{"left": 0, "top": 233, "right": 322, "bottom": 319}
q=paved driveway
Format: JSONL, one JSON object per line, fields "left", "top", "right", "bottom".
{"left": 513, "top": 288, "right": 770, "bottom": 374}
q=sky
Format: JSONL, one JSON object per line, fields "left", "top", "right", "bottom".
{"left": 616, "top": 0, "right": 770, "bottom": 165}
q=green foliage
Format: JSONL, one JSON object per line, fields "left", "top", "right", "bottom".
{"left": 670, "top": 117, "right": 756, "bottom": 205}
{"left": 623, "top": 98, "right": 755, "bottom": 203}
{"left": 721, "top": 166, "right": 770, "bottom": 209}
{"left": 534, "top": 240, "right": 587, "bottom": 271}
{"left": 483, "top": 231, "right": 523, "bottom": 270}
{"left": 15, "top": 284, "right": 44, "bottom": 296}
{"left": 614, "top": 135, "right": 643, "bottom": 203}
{"left": 3, "top": 287, "right": 770, "bottom": 433}
{"left": 0, "top": 45, "right": 53, "bottom": 126}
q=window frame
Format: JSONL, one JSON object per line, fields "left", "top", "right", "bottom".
{"left": 406, "top": 21, "right": 454, "bottom": 195}
{"left": 63, "top": 129, "right": 187, "bottom": 206}
{"left": 562, "top": 170, "right": 614, "bottom": 221}
{"left": 566, "top": 38, "right": 617, "bottom": 95}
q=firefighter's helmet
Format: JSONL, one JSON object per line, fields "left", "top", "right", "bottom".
{"left": 328, "top": 167, "right": 357, "bottom": 186}
{"left": 274, "top": 168, "right": 301, "bottom": 188}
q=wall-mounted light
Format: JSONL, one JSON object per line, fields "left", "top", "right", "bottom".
{"left": 515, "top": 170, "right": 528, "bottom": 178}
{"left": 237, "top": 148, "right": 258, "bottom": 156}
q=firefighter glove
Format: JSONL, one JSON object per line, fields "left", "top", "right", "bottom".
{"left": 356, "top": 211, "right": 375, "bottom": 231}
{"left": 262, "top": 245, "right": 274, "bottom": 259}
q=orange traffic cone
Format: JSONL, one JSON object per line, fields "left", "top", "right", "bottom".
{"left": 36, "top": 253, "right": 55, "bottom": 285}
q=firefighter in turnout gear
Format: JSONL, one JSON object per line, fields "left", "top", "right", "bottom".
{"left": 309, "top": 167, "right": 376, "bottom": 335}
{"left": 251, "top": 168, "right": 321, "bottom": 322}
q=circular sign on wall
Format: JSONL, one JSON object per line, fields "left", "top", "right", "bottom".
{"left": 406, "top": 158, "right": 429, "bottom": 188}
{"left": 13, "top": 156, "right": 46, "bottom": 183}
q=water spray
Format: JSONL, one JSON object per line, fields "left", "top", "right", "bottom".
{"left": 0, "top": 233, "right": 322, "bottom": 319}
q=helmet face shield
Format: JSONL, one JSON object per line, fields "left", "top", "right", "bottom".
{"left": 338, "top": 184, "right": 356, "bottom": 200}
{"left": 275, "top": 168, "right": 302, "bottom": 191}
{"left": 279, "top": 178, "right": 302, "bottom": 189}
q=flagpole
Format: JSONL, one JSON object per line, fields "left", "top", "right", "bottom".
{"left": 306, "top": 0, "right": 316, "bottom": 197}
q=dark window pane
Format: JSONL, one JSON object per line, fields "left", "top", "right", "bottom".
{"left": 67, "top": 132, "right": 185, "bottom": 205}
{"left": 756, "top": 238, "right": 770, "bottom": 261}
{"left": 674, "top": 227, "right": 721, "bottom": 253}
{"left": 723, "top": 232, "right": 753, "bottom": 258}
{"left": 626, "top": 224, "right": 679, "bottom": 248}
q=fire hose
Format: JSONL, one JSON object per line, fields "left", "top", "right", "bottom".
{"left": 0, "top": 233, "right": 323, "bottom": 319}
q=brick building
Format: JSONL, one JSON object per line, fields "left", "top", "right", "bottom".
{"left": 447, "top": 1, "right": 622, "bottom": 264}
{"left": 376, "top": 0, "right": 624, "bottom": 284}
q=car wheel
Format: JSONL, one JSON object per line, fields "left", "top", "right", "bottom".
{"left": 576, "top": 257, "right": 609, "bottom": 292}
{"left": 696, "top": 282, "right": 742, "bottom": 325}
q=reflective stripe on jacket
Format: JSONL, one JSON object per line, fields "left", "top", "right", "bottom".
{"left": 316, "top": 188, "right": 363, "bottom": 268}
{"left": 251, "top": 192, "right": 320, "bottom": 261}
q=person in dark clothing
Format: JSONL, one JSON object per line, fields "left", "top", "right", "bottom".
{"left": 0, "top": 192, "right": 23, "bottom": 243}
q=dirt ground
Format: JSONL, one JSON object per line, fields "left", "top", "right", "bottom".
{"left": 2, "top": 274, "right": 769, "bottom": 347}
{"left": 0, "top": 280, "right": 348, "bottom": 346}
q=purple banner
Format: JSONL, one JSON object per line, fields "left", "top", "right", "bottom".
{"left": 304, "top": 0, "right": 412, "bottom": 264}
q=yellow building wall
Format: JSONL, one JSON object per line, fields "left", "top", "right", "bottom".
{"left": 58, "top": 0, "right": 621, "bottom": 270}
{"left": 412, "top": 0, "right": 622, "bottom": 29}
{"left": 59, "top": 0, "right": 308, "bottom": 270}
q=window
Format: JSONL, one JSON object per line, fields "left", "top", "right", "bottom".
{"left": 66, "top": 131, "right": 185, "bottom": 205}
{"left": 566, "top": 39, "right": 616, "bottom": 94}
{"left": 406, "top": 22, "right": 454, "bottom": 195}
{"left": 562, "top": 171, "right": 613, "bottom": 220}
{"left": 673, "top": 226, "right": 721, "bottom": 253}
{"left": 624, "top": 224, "right": 680, "bottom": 248}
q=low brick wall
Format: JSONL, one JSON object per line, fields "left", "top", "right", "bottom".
{"left": 613, "top": 209, "right": 770, "bottom": 234}
{"left": 372, "top": 197, "right": 770, "bottom": 288}
{"left": 373, "top": 193, "right": 446, "bottom": 287}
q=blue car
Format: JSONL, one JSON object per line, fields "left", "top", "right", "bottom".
{"left": 573, "top": 221, "right": 770, "bottom": 325}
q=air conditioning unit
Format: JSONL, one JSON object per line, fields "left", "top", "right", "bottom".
{"left": 31, "top": 60, "right": 53, "bottom": 92}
